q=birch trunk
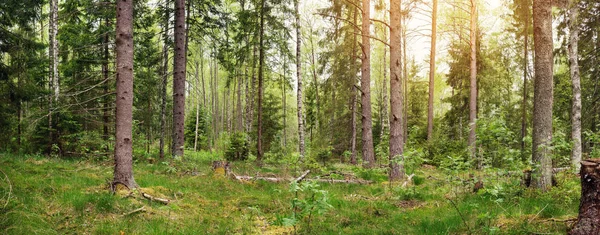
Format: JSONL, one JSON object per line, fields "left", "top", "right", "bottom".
{"left": 568, "top": 0, "right": 582, "bottom": 172}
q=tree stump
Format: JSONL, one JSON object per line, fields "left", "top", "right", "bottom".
{"left": 570, "top": 159, "right": 600, "bottom": 235}
{"left": 212, "top": 161, "right": 230, "bottom": 177}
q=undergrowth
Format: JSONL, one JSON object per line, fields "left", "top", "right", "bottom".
{"left": 0, "top": 152, "right": 580, "bottom": 234}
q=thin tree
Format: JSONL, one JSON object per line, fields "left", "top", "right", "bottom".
{"left": 361, "top": 0, "right": 376, "bottom": 168}
{"left": 350, "top": 1, "right": 359, "bottom": 165}
{"left": 194, "top": 62, "right": 200, "bottom": 151}
{"left": 172, "top": 0, "right": 187, "bottom": 158}
{"left": 389, "top": 0, "right": 404, "bottom": 181}
{"left": 295, "top": 0, "right": 305, "bottom": 159}
{"left": 468, "top": 0, "right": 479, "bottom": 169}
{"left": 532, "top": 0, "right": 554, "bottom": 191}
{"left": 568, "top": 0, "right": 581, "bottom": 172}
{"left": 48, "top": 0, "right": 58, "bottom": 153}
{"left": 427, "top": 0, "right": 437, "bottom": 142}
{"left": 113, "top": 0, "right": 137, "bottom": 189}
{"left": 159, "top": 1, "right": 170, "bottom": 159}
{"left": 257, "top": 0, "right": 266, "bottom": 162}
{"left": 520, "top": 0, "right": 531, "bottom": 158}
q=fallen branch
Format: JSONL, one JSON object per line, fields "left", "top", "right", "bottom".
{"left": 141, "top": 192, "right": 170, "bottom": 205}
{"left": 294, "top": 170, "right": 311, "bottom": 183}
{"left": 402, "top": 174, "right": 416, "bottom": 188}
{"left": 233, "top": 174, "right": 373, "bottom": 184}
{"left": 123, "top": 206, "right": 146, "bottom": 216}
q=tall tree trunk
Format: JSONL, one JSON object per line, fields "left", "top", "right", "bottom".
{"left": 282, "top": 70, "right": 287, "bottom": 148}
{"left": 389, "top": 0, "right": 404, "bottom": 181}
{"left": 569, "top": 0, "right": 582, "bottom": 172}
{"left": 257, "top": 0, "right": 266, "bottom": 162}
{"left": 194, "top": 62, "right": 200, "bottom": 151}
{"left": 237, "top": 73, "right": 243, "bottom": 132}
{"left": 402, "top": 15, "right": 408, "bottom": 144}
{"left": 48, "top": 0, "right": 59, "bottom": 154}
{"left": 521, "top": 0, "right": 530, "bottom": 159}
{"left": 427, "top": 0, "right": 437, "bottom": 142}
{"left": 103, "top": 17, "right": 110, "bottom": 144}
{"left": 381, "top": 18, "right": 389, "bottom": 139}
{"left": 350, "top": 2, "right": 358, "bottom": 165}
{"left": 113, "top": 0, "right": 137, "bottom": 189}
{"left": 532, "top": 0, "right": 554, "bottom": 191}
{"left": 295, "top": 0, "right": 305, "bottom": 159}
{"left": 201, "top": 53, "right": 207, "bottom": 107}
{"left": 159, "top": 1, "right": 170, "bottom": 159}
{"left": 361, "top": 0, "right": 375, "bottom": 168}
{"left": 172, "top": 0, "right": 187, "bottom": 158}
{"left": 310, "top": 29, "right": 320, "bottom": 129}
{"left": 468, "top": 0, "right": 479, "bottom": 169}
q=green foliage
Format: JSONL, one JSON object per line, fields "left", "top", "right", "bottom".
{"left": 276, "top": 180, "right": 333, "bottom": 233}
{"left": 184, "top": 106, "right": 211, "bottom": 150}
{"left": 225, "top": 132, "right": 249, "bottom": 161}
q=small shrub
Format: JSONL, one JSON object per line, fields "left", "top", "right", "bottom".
{"left": 225, "top": 132, "right": 249, "bottom": 161}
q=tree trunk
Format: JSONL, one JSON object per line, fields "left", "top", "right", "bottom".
{"left": 237, "top": 73, "right": 243, "bottom": 132}
{"left": 351, "top": 87, "right": 358, "bottom": 165}
{"left": 532, "top": 0, "right": 554, "bottom": 191}
{"left": 468, "top": 0, "right": 479, "bottom": 169}
{"left": 310, "top": 28, "right": 320, "bottom": 129}
{"left": 194, "top": 62, "right": 200, "bottom": 152}
{"left": 568, "top": 0, "right": 582, "bottom": 172}
{"left": 201, "top": 53, "right": 207, "bottom": 107}
{"left": 295, "top": 0, "right": 305, "bottom": 159}
{"left": 257, "top": 0, "right": 266, "bottom": 162}
{"left": 427, "top": 0, "right": 437, "bottom": 142}
{"left": 569, "top": 159, "right": 600, "bottom": 235}
{"left": 103, "top": 17, "right": 110, "bottom": 144}
{"left": 381, "top": 19, "right": 389, "bottom": 139}
{"left": 521, "top": 0, "right": 530, "bottom": 160}
{"left": 350, "top": 3, "right": 358, "bottom": 165}
{"left": 389, "top": 0, "right": 404, "bottom": 181}
{"left": 48, "top": 0, "right": 59, "bottom": 154}
{"left": 361, "top": 0, "right": 375, "bottom": 168}
{"left": 159, "top": 1, "right": 170, "bottom": 159}
{"left": 402, "top": 16, "right": 408, "bottom": 144}
{"left": 172, "top": 0, "right": 187, "bottom": 158}
{"left": 113, "top": 0, "right": 137, "bottom": 189}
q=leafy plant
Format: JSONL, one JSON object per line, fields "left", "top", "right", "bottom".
{"left": 278, "top": 180, "right": 333, "bottom": 233}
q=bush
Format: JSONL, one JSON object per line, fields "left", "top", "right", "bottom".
{"left": 225, "top": 132, "right": 249, "bottom": 161}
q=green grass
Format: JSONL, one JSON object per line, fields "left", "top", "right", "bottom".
{"left": 0, "top": 152, "right": 580, "bottom": 234}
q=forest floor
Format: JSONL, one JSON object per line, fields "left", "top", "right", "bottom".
{"left": 0, "top": 152, "right": 581, "bottom": 234}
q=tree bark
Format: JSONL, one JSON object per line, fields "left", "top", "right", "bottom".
{"left": 427, "top": 0, "right": 437, "bottom": 142}
{"left": 113, "top": 0, "right": 137, "bottom": 189}
{"left": 194, "top": 62, "right": 200, "bottom": 151}
{"left": 569, "top": 159, "right": 600, "bottom": 235}
{"left": 48, "top": 0, "right": 59, "bottom": 154}
{"left": 389, "top": 0, "right": 404, "bottom": 181}
{"left": 103, "top": 17, "right": 110, "bottom": 144}
{"left": 521, "top": 0, "right": 530, "bottom": 160}
{"left": 568, "top": 0, "right": 582, "bottom": 172}
{"left": 532, "top": 0, "right": 554, "bottom": 191}
{"left": 310, "top": 27, "right": 320, "bottom": 129}
{"left": 350, "top": 2, "right": 358, "bottom": 165}
{"left": 295, "top": 0, "right": 305, "bottom": 159}
{"left": 172, "top": 0, "right": 187, "bottom": 158}
{"left": 361, "top": 0, "right": 375, "bottom": 168}
{"left": 381, "top": 15, "right": 389, "bottom": 139}
{"left": 159, "top": 1, "right": 170, "bottom": 159}
{"left": 257, "top": 0, "right": 266, "bottom": 162}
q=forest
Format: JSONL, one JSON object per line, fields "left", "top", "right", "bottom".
{"left": 1, "top": 0, "right": 600, "bottom": 234}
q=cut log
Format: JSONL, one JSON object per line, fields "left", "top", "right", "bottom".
{"left": 569, "top": 159, "right": 600, "bottom": 235}
{"left": 232, "top": 173, "right": 373, "bottom": 184}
